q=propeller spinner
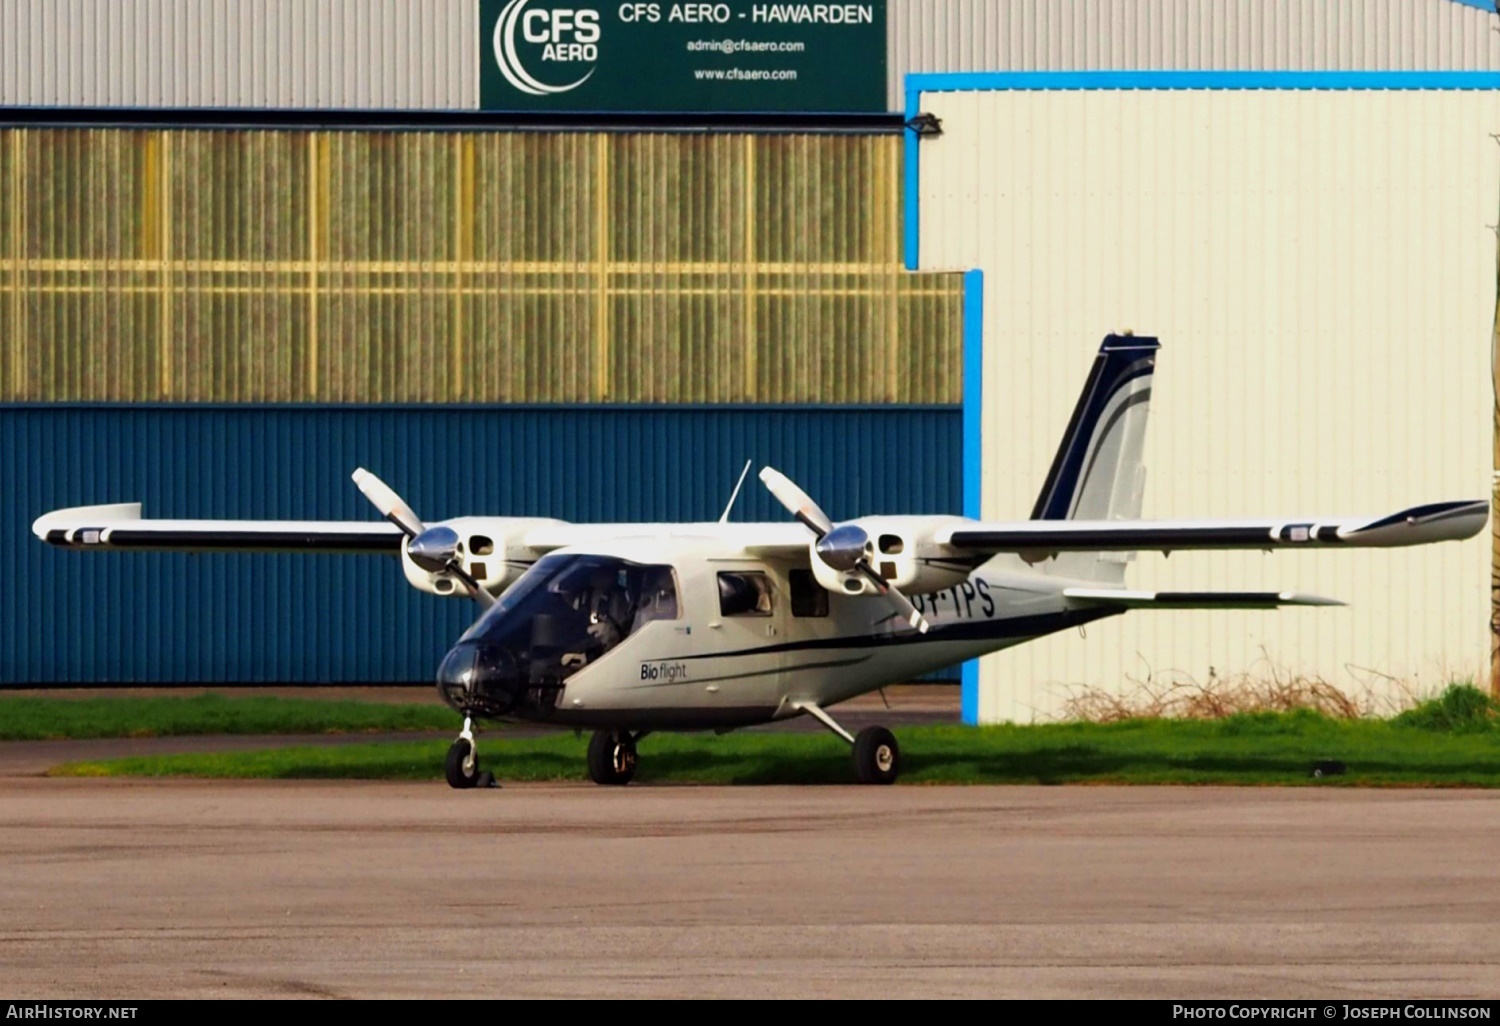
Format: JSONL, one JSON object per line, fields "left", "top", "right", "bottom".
{"left": 758, "top": 467, "right": 929, "bottom": 633}
{"left": 352, "top": 468, "right": 494, "bottom": 609}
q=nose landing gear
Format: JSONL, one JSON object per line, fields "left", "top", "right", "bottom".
{"left": 445, "top": 717, "right": 481, "bottom": 789}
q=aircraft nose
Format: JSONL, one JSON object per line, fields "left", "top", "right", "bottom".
{"left": 437, "top": 642, "right": 479, "bottom": 692}
{"left": 436, "top": 641, "right": 521, "bottom": 717}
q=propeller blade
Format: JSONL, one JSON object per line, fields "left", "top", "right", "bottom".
{"left": 352, "top": 470, "right": 492, "bottom": 609}
{"left": 758, "top": 466, "right": 924, "bottom": 631}
{"left": 886, "top": 587, "right": 931, "bottom": 634}
{"left": 449, "top": 565, "right": 496, "bottom": 609}
{"left": 855, "top": 563, "right": 930, "bottom": 634}
{"left": 352, "top": 467, "right": 425, "bottom": 539}
{"left": 758, "top": 467, "right": 834, "bottom": 538}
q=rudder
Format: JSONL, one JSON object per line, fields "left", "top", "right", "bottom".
{"left": 1030, "top": 333, "right": 1159, "bottom": 581}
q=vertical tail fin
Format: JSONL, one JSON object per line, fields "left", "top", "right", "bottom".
{"left": 1030, "top": 334, "right": 1158, "bottom": 581}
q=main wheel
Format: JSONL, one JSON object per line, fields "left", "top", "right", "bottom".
{"left": 445, "top": 737, "right": 480, "bottom": 790}
{"left": 587, "top": 730, "right": 637, "bottom": 786}
{"left": 853, "top": 726, "right": 900, "bottom": 785}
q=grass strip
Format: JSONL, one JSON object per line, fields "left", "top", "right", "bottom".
{"left": 51, "top": 710, "right": 1500, "bottom": 786}
{"left": 0, "top": 693, "right": 454, "bottom": 741}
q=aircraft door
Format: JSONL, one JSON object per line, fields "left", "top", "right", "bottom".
{"left": 706, "top": 568, "right": 786, "bottom": 709}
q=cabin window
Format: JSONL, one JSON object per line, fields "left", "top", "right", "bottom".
{"left": 632, "top": 566, "right": 680, "bottom": 630}
{"left": 789, "top": 569, "right": 828, "bottom": 618}
{"left": 717, "top": 571, "right": 774, "bottom": 617}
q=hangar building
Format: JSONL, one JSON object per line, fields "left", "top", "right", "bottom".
{"left": 901, "top": 0, "right": 1500, "bottom": 720}
{"left": 2, "top": 1, "right": 1496, "bottom": 716}
{"left": 0, "top": 0, "right": 965, "bottom": 683}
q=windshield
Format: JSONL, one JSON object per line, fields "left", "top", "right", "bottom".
{"left": 441, "top": 554, "right": 677, "bottom": 718}
{"left": 462, "top": 553, "right": 676, "bottom": 647}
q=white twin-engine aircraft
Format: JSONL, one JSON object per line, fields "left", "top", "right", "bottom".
{"left": 34, "top": 335, "right": 1487, "bottom": 788}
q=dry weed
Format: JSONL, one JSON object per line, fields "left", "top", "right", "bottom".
{"left": 1057, "top": 660, "right": 1427, "bottom": 723}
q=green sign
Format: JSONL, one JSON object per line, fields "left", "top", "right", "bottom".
{"left": 479, "top": 1, "right": 886, "bottom": 112}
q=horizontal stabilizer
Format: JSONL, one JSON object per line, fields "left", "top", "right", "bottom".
{"left": 1063, "top": 588, "right": 1344, "bottom": 610}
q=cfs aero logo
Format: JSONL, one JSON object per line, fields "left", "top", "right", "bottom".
{"left": 492, "top": 0, "right": 601, "bottom": 96}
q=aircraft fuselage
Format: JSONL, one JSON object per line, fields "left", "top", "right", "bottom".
{"left": 435, "top": 534, "right": 1112, "bottom": 731}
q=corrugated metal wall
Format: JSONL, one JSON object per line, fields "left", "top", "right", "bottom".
{"left": 6, "top": 0, "right": 1498, "bottom": 113}
{"left": 918, "top": 87, "right": 1498, "bottom": 721}
{"left": 0, "top": 0, "right": 477, "bottom": 109}
{"left": 1, "top": 127, "right": 961, "bottom": 404}
{"left": 888, "top": 0, "right": 1500, "bottom": 106}
{"left": 3, "top": 405, "right": 962, "bottom": 683}
{"left": 0, "top": 5, "right": 975, "bottom": 686}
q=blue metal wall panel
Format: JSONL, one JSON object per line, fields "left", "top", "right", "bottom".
{"left": 3, "top": 405, "right": 961, "bottom": 684}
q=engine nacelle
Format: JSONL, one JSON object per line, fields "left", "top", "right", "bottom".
{"left": 809, "top": 516, "right": 977, "bottom": 597}
{"left": 399, "top": 516, "right": 564, "bottom": 599}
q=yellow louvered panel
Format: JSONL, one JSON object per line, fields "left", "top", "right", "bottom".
{"left": 0, "top": 128, "right": 962, "bottom": 404}
{"left": 3, "top": 130, "right": 18, "bottom": 400}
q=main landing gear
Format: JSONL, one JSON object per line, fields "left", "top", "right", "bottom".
{"left": 795, "top": 702, "right": 902, "bottom": 785}
{"left": 587, "top": 729, "right": 642, "bottom": 786}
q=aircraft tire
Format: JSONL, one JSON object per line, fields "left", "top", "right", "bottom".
{"left": 853, "top": 726, "right": 900, "bottom": 785}
{"left": 587, "top": 730, "right": 637, "bottom": 786}
{"left": 445, "top": 738, "right": 480, "bottom": 789}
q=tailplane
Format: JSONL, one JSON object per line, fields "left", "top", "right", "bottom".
{"left": 1031, "top": 334, "right": 1159, "bottom": 582}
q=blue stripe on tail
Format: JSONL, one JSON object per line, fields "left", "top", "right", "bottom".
{"left": 1030, "top": 334, "right": 1161, "bottom": 521}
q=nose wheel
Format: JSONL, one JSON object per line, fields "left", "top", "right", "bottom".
{"left": 445, "top": 718, "right": 481, "bottom": 789}
{"left": 587, "top": 729, "right": 639, "bottom": 786}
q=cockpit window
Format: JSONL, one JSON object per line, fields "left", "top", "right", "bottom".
{"left": 459, "top": 554, "right": 677, "bottom": 671}
{"left": 438, "top": 554, "right": 680, "bottom": 720}
{"left": 718, "top": 571, "right": 774, "bottom": 617}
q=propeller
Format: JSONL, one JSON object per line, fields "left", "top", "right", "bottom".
{"left": 352, "top": 468, "right": 494, "bottom": 609}
{"left": 758, "top": 467, "right": 929, "bottom": 634}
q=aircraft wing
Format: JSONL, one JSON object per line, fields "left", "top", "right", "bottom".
{"left": 32, "top": 503, "right": 813, "bottom": 557}
{"left": 934, "top": 500, "right": 1488, "bottom": 555}
{"left": 523, "top": 521, "right": 817, "bottom": 555}
{"left": 32, "top": 503, "right": 404, "bottom": 554}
